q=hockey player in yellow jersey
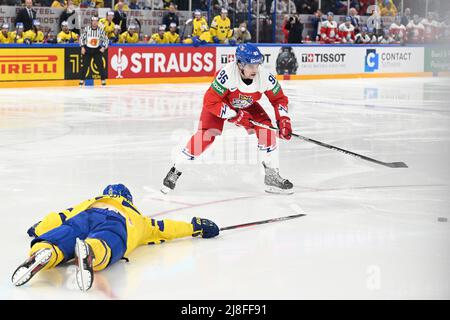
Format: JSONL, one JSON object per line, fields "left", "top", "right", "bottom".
{"left": 164, "top": 22, "right": 180, "bottom": 43}
{"left": 99, "top": 11, "right": 116, "bottom": 39}
{"left": 119, "top": 24, "right": 139, "bottom": 43}
{"left": 0, "top": 23, "right": 12, "bottom": 44}
{"left": 149, "top": 25, "right": 168, "bottom": 44}
{"left": 210, "top": 8, "right": 232, "bottom": 44}
{"left": 183, "top": 10, "right": 213, "bottom": 45}
{"left": 11, "top": 23, "right": 25, "bottom": 44}
{"left": 57, "top": 21, "right": 79, "bottom": 43}
{"left": 11, "top": 184, "right": 220, "bottom": 291}
{"left": 24, "top": 20, "right": 45, "bottom": 44}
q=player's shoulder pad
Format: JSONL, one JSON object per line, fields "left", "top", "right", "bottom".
{"left": 262, "top": 70, "right": 281, "bottom": 95}
{"left": 211, "top": 63, "right": 235, "bottom": 95}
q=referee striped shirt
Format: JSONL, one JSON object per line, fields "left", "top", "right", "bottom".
{"left": 80, "top": 26, "right": 109, "bottom": 49}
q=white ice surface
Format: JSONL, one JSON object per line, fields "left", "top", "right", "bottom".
{"left": 0, "top": 77, "right": 449, "bottom": 299}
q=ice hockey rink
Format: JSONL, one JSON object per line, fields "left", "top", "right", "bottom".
{"left": 0, "top": 76, "right": 449, "bottom": 300}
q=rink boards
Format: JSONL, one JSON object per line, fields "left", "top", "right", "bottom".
{"left": 0, "top": 44, "right": 449, "bottom": 88}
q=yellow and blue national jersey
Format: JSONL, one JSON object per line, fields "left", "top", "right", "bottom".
{"left": 0, "top": 31, "right": 12, "bottom": 44}
{"left": 119, "top": 31, "right": 138, "bottom": 43}
{"left": 164, "top": 31, "right": 180, "bottom": 44}
{"left": 99, "top": 18, "right": 116, "bottom": 39}
{"left": 150, "top": 32, "right": 168, "bottom": 44}
{"left": 57, "top": 31, "right": 79, "bottom": 43}
{"left": 192, "top": 17, "right": 209, "bottom": 37}
{"left": 24, "top": 30, "right": 44, "bottom": 43}
{"left": 210, "top": 15, "right": 232, "bottom": 41}
{"left": 32, "top": 195, "right": 195, "bottom": 257}
{"left": 10, "top": 31, "right": 25, "bottom": 44}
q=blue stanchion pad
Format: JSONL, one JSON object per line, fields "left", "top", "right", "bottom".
{"left": 85, "top": 79, "right": 94, "bottom": 86}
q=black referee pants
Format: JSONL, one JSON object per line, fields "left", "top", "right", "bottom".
{"left": 80, "top": 47, "right": 107, "bottom": 81}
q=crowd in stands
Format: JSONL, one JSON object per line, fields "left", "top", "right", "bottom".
{"left": 0, "top": 0, "right": 449, "bottom": 45}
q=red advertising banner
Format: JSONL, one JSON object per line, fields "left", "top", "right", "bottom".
{"left": 108, "top": 46, "right": 216, "bottom": 79}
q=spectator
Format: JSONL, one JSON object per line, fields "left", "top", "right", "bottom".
{"left": 162, "top": 3, "right": 179, "bottom": 32}
{"left": 285, "top": 14, "right": 303, "bottom": 43}
{"left": 113, "top": 1, "right": 128, "bottom": 33}
{"left": 295, "top": 0, "right": 318, "bottom": 14}
{"left": 271, "top": 0, "right": 296, "bottom": 14}
{"left": 44, "top": 31, "right": 57, "bottom": 44}
{"left": 51, "top": 0, "right": 64, "bottom": 7}
{"left": 16, "top": 0, "right": 37, "bottom": 32}
{"left": 230, "top": 21, "right": 251, "bottom": 44}
{"left": 339, "top": 16, "right": 356, "bottom": 43}
{"left": 401, "top": 7, "right": 411, "bottom": 26}
{"left": 281, "top": 15, "right": 290, "bottom": 43}
{"left": 114, "top": 0, "right": 129, "bottom": 10}
{"left": 129, "top": 0, "right": 140, "bottom": 9}
{"left": 310, "top": 9, "right": 326, "bottom": 40}
{"left": 60, "top": 0, "right": 80, "bottom": 34}
{"left": 378, "top": 0, "right": 397, "bottom": 17}
{"left": 110, "top": 25, "right": 121, "bottom": 43}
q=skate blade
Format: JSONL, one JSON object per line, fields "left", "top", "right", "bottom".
{"left": 160, "top": 185, "right": 172, "bottom": 194}
{"left": 12, "top": 249, "right": 52, "bottom": 287}
{"left": 75, "top": 239, "right": 93, "bottom": 292}
{"left": 265, "top": 186, "right": 294, "bottom": 195}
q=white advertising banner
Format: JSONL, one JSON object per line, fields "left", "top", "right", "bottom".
{"left": 362, "top": 47, "right": 425, "bottom": 73}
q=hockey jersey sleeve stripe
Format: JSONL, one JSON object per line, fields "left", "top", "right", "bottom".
{"left": 272, "top": 81, "right": 281, "bottom": 95}
{"left": 211, "top": 79, "right": 227, "bottom": 96}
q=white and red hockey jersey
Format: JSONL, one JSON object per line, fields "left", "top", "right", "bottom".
{"left": 406, "top": 21, "right": 424, "bottom": 43}
{"left": 320, "top": 20, "right": 340, "bottom": 43}
{"left": 389, "top": 23, "right": 406, "bottom": 42}
{"left": 421, "top": 18, "right": 439, "bottom": 43}
{"left": 205, "top": 62, "right": 289, "bottom": 120}
{"left": 338, "top": 22, "right": 355, "bottom": 43}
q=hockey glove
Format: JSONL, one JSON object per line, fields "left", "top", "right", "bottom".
{"left": 228, "top": 109, "right": 254, "bottom": 129}
{"left": 277, "top": 116, "right": 292, "bottom": 140}
{"left": 213, "top": 36, "right": 220, "bottom": 44}
{"left": 27, "top": 221, "right": 40, "bottom": 238}
{"left": 191, "top": 217, "right": 219, "bottom": 239}
{"left": 228, "top": 39, "right": 237, "bottom": 46}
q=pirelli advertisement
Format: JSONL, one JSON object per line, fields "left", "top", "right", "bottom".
{"left": 0, "top": 48, "right": 65, "bottom": 81}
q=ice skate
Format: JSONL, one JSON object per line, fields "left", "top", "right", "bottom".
{"left": 161, "top": 166, "right": 182, "bottom": 194}
{"left": 74, "top": 238, "right": 94, "bottom": 292}
{"left": 262, "top": 161, "right": 294, "bottom": 195}
{"left": 11, "top": 248, "right": 53, "bottom": 287}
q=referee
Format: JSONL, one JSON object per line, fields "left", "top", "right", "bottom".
{"left": 79, "top": 16, "right": 108, "bottom": 86}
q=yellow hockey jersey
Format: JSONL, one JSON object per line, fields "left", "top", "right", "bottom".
{"left": 210, "top": 15, "right": 232, "bottom": 41}
{"left": 119, "top": 31, "right": 138, "bottom": 43}
{"left": 0, "top": 31, "right": 12, "bottom": 44}
{"left": 150, "top": 32, "right": 168, "bottom": 44}
{"left": 24, "top": 29, "right": 45, "bottom": 43}
{"left": 164, "top": 31, "right": 180, "bottom": 43}
{"left": 10, "top": 31, "right": 25, "bottom": 44}
{"left": 192, "top": 17, "right": 209, "bottom": 37}
{"left": 99, "top": 18, "right": 116, "bottom": 39}
{"left": 57, "top": 30, "right": 79, "bottom": 43}
{"left": 32, "top": 195, "right": 195, "bottom": 257}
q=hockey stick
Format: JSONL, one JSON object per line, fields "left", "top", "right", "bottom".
{"left": 250, "top": 120, "right": 408, "bottom": 168}
{"left": 134, "top": 18, "right": 141, "bottom": 41}
{"left": 180, "top": 19, "right": 193, "bottom": 41}
{"left": 220, "top": 213, "right": 306, "bottom": 231}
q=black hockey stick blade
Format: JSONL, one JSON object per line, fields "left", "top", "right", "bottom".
{"left": 220, "top": 213, "right": 306, "bottom": 232}
{"left": 384, "top": 161, "right": 408, "bottom": 168}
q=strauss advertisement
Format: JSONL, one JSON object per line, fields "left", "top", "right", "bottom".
{"left": 108, "top": 46, "right": 216, "bottom": 78}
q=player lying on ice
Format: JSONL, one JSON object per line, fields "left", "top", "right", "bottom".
{"left": 11, "top": 184, "right": 219, "bottom": 291}
{"left": 162, "top": 43, "right": 294, "bottom": 195}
